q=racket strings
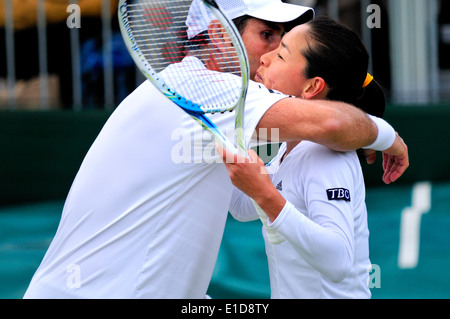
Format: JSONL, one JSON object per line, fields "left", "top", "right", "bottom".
{"left": 126, "top": 0, "right": 243, "bottom": 111}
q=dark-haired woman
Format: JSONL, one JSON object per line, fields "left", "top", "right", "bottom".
{"left": 219, "top": 17, "right": 399, "bottom": 299}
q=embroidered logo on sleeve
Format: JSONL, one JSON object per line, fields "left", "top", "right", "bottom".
{"left": 326, "top": 188, "right": 351, "bottom": 202}
{"left": 276, "top": 181, "right": 283, "bottom": 191}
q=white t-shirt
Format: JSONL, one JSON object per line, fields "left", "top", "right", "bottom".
{"left": 230, "top": 142, "right": 372, "bottom": 299}
{"left": 24, "top": 57, "right": 287, "bottom": 299}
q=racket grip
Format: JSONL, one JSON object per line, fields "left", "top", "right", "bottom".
{"left": 251, "top": 200, "right": 286, "bottom": 245}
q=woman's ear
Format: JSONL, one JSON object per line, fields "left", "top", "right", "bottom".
{"left": 303, "top": 77, "right": 328, "bottom": 99}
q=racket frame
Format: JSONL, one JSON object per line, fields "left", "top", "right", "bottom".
{"left": 118, "top": 0, "right": 250, "bottom": 155}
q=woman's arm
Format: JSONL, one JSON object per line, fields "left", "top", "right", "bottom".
{"left": 218, "top": 146, "right": 354, "bottom": 282}
{"left": 219, "top": 148, "right": 287, "bottom": 221}
{"left": 268, "top": 201, "right": 353, "bottom": 282}
{"left": 228, "top": 187, "right": 260, "bottom": 222}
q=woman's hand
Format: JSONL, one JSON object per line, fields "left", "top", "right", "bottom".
{"left": 216, "top": 144, "right": 286, "bottom": 221}
{"left": 216, "top": 145, "right": 271, "bottom": 199}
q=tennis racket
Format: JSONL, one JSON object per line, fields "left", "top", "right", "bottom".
{"left": 118, "top": 0, "right": 249, "bottom": 155}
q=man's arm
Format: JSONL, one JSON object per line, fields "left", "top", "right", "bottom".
{"left": 256, "top": 98, "right": 377, "bottom": 151}
{"left": 256, "top": 97, "right": 409, "bottom": 184}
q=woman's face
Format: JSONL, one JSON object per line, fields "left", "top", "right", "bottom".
{"left": 254, "top": 24, "right": 311, "bottom": 98}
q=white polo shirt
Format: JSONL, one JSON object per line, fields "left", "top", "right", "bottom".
{"left": 24, "top": 57, "right": 287, "bottom": 299}
{"left": 230, "top": 142, "right": 372, "bottom": 299}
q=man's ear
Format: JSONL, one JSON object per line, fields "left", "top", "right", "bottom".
{"left": 207, "top": 20, "right": 231, "bottom": 52}
{"left": 303, "top": 77, "right": 328, "bottom": 99}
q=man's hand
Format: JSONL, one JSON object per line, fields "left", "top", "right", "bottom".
{"left": 382, "top": 133, "right": 409, "bottom": 184}
{"left": 365, "top": 133, "right": 409, "bottom": 185}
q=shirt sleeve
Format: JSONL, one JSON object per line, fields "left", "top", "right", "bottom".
{"left": 244, "top": 82, "right": 289, "bottom": 148}
{"left": 205, "top": 81, "right": 288, "bottom": 150}
{"left": 267, "top": 144, "right": 358, "bottom": 283}
{"left": 267, "top": 201, "right": 353, "bottom": 283}
{"left": 228, "top": 187, "right": 260, "bottom": 222}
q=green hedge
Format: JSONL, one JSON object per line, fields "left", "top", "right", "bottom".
{"left": 0, "top": 105, "right": 449, "bottom": 205}
{"left": 362, "top": 104, "right": 450, "bottom": 186}
{"left": 0, "top": 111, "right": 111, "bottom": 205}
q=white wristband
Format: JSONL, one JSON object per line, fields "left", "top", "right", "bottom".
{"left": 363, "top": 115, "right": 396, "bottom": 151}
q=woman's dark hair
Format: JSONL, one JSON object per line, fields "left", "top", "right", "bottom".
{"left": 302, "top": 16, "right": 385, "bottom": 118}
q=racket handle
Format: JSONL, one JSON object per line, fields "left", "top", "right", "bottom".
{"left": 251, "top": 200, "right": 286, "bottom": 245}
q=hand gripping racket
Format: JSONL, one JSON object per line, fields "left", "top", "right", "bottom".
{"left": 118, "top": 0, "right": 249, "bottom": 156}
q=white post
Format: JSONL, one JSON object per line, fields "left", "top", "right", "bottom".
{"left": 389, "top": 0, "right": 439, "bottom": 104}
{"left": 102, "top": 0, "right": 114, "bottom": 110}
{"left": 4, "top": 0, "right": 16, "bottom": 109}
{"left": 37, "top": 0, "right": 49, "bottom": 109}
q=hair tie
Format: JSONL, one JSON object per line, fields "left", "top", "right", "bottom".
{"left": 362, "top": 73, "right": 374, "bottom": 88}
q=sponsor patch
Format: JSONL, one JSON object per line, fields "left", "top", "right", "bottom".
{"left": 327, "top": 188, "right": 351, "bottom": 202}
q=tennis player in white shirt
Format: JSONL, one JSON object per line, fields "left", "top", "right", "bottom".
{"left": 220, "top": 17, "right": 408, "bottom": 299}
{"left": 24, "top": 2, "right": 408, "bottom": 299}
